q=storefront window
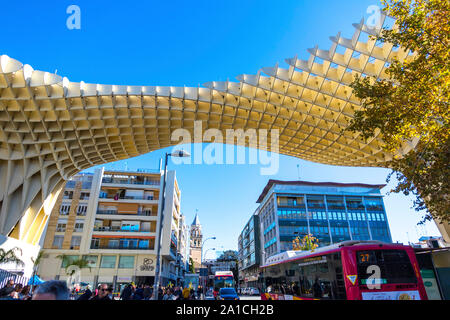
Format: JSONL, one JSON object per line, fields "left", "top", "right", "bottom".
{"left": 118, "top": 256, "right": 135, "bottom": 269}
{"left": 100, "top": 256, "right": 117, "bottom": 268}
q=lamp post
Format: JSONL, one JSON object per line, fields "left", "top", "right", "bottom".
{"left": 200, "top": 236, "right": 216, "bottom": 299}
{"left": 153, "top": 150, "right": 190, "bottom": 300}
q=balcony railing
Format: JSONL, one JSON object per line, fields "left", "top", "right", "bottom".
{"left": 102, "top": 178, "right": 160, "bottom": 186}
{"left": 96, "top": 210, "right": 155, "bottom": 216}
{"left": 99, "top": 195, "right": 155, "bottom": 201}
{"left": 90, "top": 244, "right": 153, "bottom": 250}
{"left": 93, "top": 226, "right": 152, "bottom": 233}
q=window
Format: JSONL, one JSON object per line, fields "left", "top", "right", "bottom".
{"left": 100, "top": 256, "right": 117, "bottom": 268}
{"left": 74, "top": 221, "right": 84, "bottom": 232}
{"left": 61, "top": 255, "right": 79, "bottom": 268}
{"left": 364, "top": 197, "right": 383, "bottom": 211}
{"left": 60, "top": 205, "right": 71, "bottom": 215}
{"left": 357, "top": 250, "right": 416, "bottom": 285}
{"left": 52, "top": 235, "right": 64, "bottom": 249}
{"left": 307, "top": 196, "right": 325, "bottom": 209}
{"left": 90, "top": 238, "right": 100, "bottom": 249}
{"left": 80, "top": 192, "right": 90, "bottom": 200}
{"left": 77, "top": 205, "right": 87, "bottom": 216}
{"left": 326, "top": 196, "right": 345, "bottom": 210}
{"left": 82, "top": 255, "right": 98, "bottom": 268}
{"left": 346, "top": 197, "right": 365, "bottom": 210}
{"left": 63, "top": 191, "right": 73, "bottom": 199}
{"left": 70, "top": 236, "right": 81, "bottom": 249}
{"left": 56, "top": 219, "right": 67, "bottom": 232}
{"left": 108, "top": 240, "right": 119, "bottom": 249}
{"left": 118, "top": 256, "right": 135, "bottom": 269}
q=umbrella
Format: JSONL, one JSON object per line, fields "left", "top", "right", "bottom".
{"left": 28, "top": 275, "right": 45, "bottom": 285}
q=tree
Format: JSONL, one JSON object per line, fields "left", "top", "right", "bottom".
{"left": 188, "top": 257, "right": 195, "bottom": 273}
{"left": 292, "top": 234, "right": 319, "bottom": 252}
{"left": 56, "top": 254, "right": 92, "bottom": 276}
{"left": 216, "top": 251, "right": 239, "bottom": 284}
{"left": 347, "top": 0, "right": 449, "bottom": 223}
{"left": 216, "top": 250, "right": 238, "bottom": 262}
{"left": 29, "top": 250, "right": 47, "bottom": 293}
{"left": 0, "top": 247, "right": 24, "bottom": 267}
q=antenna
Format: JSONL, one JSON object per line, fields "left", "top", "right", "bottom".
{"left": 297, "top": 164, "right": 300, "bottom": 180}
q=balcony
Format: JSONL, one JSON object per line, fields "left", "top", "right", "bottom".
{"left": 93, "top": 226, "right": 152, "bottom": 233}
{"left": 96, "top": 210, "right": 155, "bottom": 216}
{"left": 90, "top": 244, "right": 153, "bottom": 250}
{"left": 102, "top": 178, "right": 160, "bottom": 186}
{"left": 99, "top": 195, "right": 155, "bottom": 201}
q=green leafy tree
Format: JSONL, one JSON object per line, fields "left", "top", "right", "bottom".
{"left": 0, "top": 247, "right": 24, "bottom": 267}
{"left": 188, "top": 257, "right": 195, "bottom": 273}
{"left": 56, "top": 254, "right": 92, "bottom": 276}
{"left": 347, "top": 0, "right": 449, "bottom": 223}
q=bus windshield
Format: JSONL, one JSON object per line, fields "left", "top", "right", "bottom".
{"left": 356, "top": 249, "right": 417, "bottom": 285}
{"left": 215, "top": 276, "right": 234, "bottom": 288}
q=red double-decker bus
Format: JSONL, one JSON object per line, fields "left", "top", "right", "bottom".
{"left": 260, "top": 241, "right": 428, "bottom": 300}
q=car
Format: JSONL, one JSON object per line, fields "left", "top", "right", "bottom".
{"left": 218, "top": 288, "right": 240, "bottom": 300}
{"left": 248, "top": 287, "right": 260, "bottom": 296}
{"left": 242, "top": 287, "right": 249, "bottom": 295}
{"left": 204, "top": 290, "right": 215, "bottom": 300}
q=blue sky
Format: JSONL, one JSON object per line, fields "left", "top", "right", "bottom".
{"left": 2, "top": 0, "right": 440, "bottom": 257}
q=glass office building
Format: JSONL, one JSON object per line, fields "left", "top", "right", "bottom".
{"left": 256, "top": 181, "right": 392, "bottom": 263}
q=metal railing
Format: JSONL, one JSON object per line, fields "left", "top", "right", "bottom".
{"left": 90, "top": 245, "right": 154, "bottom": 250}
{"left": 0, "top": 269, "right": 29, "bottom": 289}
{"left": 96, "top": 210, "right": 155, "bottom": 216}
{"left": 101, "top": 178, "right": 160, "bottom": 186}
{"left": 99, "top": 195, "right": 155, "bottom": 201}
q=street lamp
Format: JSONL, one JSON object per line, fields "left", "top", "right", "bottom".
{"left": 200, "top": 236, "right": 216, "bottom": 298}
{"left": 153, "top": 150, "right": 190, "bottom": 300}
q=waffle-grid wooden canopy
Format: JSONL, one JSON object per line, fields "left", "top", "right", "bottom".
{"left": 0, "top": 14, "right": 416, "bottom": 244}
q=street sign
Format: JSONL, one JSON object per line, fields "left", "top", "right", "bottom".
{"left": 199, "top": 268, "right": 208, "bottom": 277}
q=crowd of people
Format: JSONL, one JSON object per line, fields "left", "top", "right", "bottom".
{"left": 0, "top": 278, "right": 205, "bottom": 301}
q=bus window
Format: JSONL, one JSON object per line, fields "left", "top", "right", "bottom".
{"left": 357, "top": 250, "right": 417, "bottom": 285}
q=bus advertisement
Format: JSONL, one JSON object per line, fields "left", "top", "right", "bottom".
{"left": 260, "top": 241, "right": 428, "bottom": 300}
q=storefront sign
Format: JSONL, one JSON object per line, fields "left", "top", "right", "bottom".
{"left": 298, "top": 256, "right": 327, "bottom": 267}
{"left": 139, "top": 258, "right": 154, "bottom": 271}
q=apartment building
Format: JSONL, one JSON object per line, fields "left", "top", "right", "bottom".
{"left": 255, "top": 180, "right": 393, "bottom": 265}
{"left": 237, "top": 213, "right": 261, "bottom": 289}
{"left": 38, "top": 167, "right": 189, "bottom": 292}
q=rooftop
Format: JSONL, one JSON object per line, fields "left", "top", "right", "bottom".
{"left": 256, "top": 180, "right": 386, "bottom": 203}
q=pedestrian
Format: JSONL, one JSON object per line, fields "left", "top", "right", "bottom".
{"left": 120, "top": 283, "right": 133, "bottom": 300}
{"left": 13, "top": 283, "right": 23, "bottom": 299}
{"left": 90, "top": 283, "right": 112, "bottom": 300}
{"left": 182, "top": 286, "right": 190, "bottom": 300}
{"left": 190, "top": 288, "right": 196, "bottom": 300}
{"left": 174, "top": 286, "right": 182, "bottom": 300}
{"left": 19, "top": 285, "right": 31, "bottom": 300}
{"left": 312, "top": 278, "right": 323, "bottom": 299}
{"left": 0, "top": 287, "right": 16, "bottom": 300}
{"left": 77, "top": 285, "right": 92, "bottom": 300}
{"left": 162, "top": 288, "right": 174, "bottom": 300}
{"left": 107, "top": 286, "right": 114, "bottom": 300}
{"left": 143, "top": 285, "right": 152, "bottom": 300}
{"left": 32, "top": 280, "right": 70, "bottom": 300}
{"left": 133, "top": 284, "right": 144, "bottom": 300}
{"left": 0, "top": 279, "right": 14, "bottom": 296}
{"left": 157, "top": 286, "right": 163, "bottom": 300}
